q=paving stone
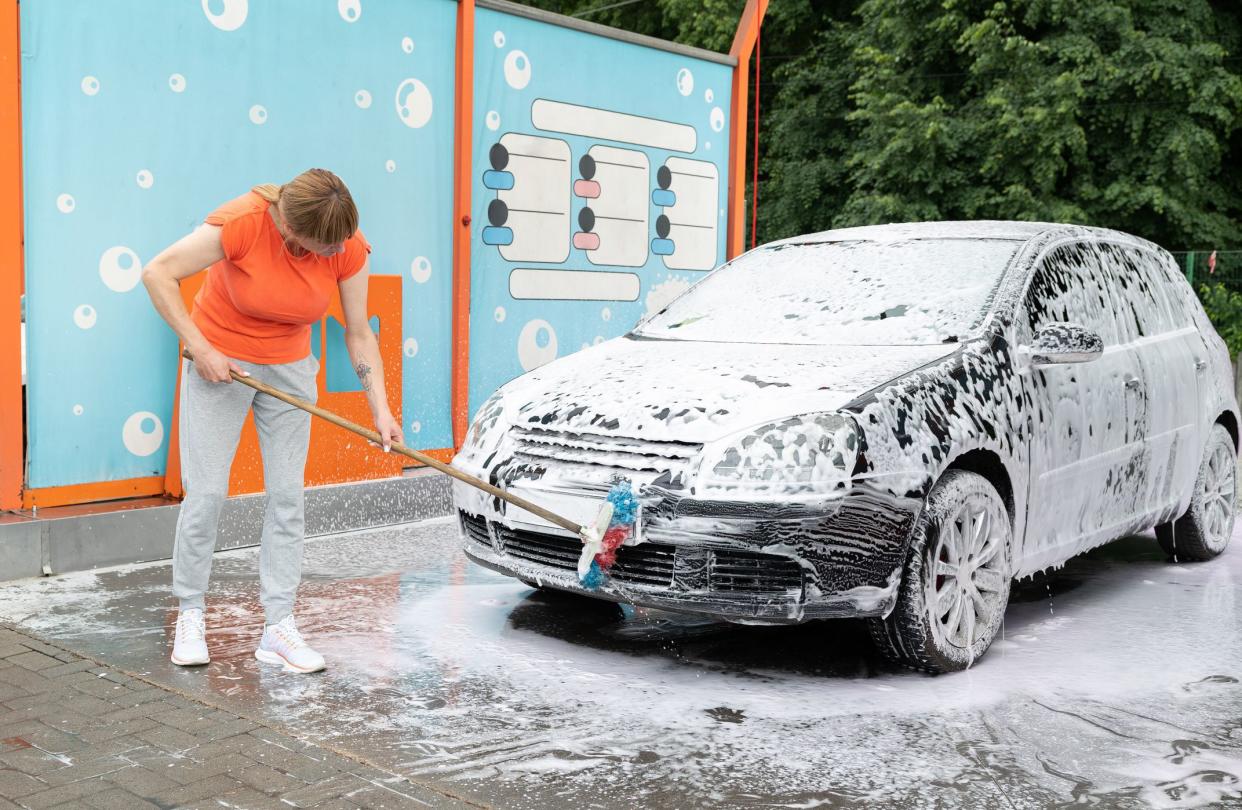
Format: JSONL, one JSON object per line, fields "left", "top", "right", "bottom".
{"left": 0, "top": 767, "right": 47, "bottom": 798}
{"left": 150, "top": 773, "right": 246, "bottom": 806}
{"left": 194, "top": 717, "right": 257, "bottom": 742}
{"left": 40, "top": 660, "right": 100, "bottom": 680}
{"left": 278, "top": 773, "right": 366, "bottom": 807}
{"left": 0, "top": 666, "right": 53, "bottom": 694}
{"left": 234, "top": 762, "right": 308, "bottom": 794}
{"left": 0, "top": 746, "right": 68, "bottom": 775}
{"left": 102, "top": 764, "right": 180, "bottom": 799}
{"left": 162, "top": 751, "right": 256, "bottom": 786}
{"left": 133, "top": 723, "right": 201, "bottom": 753}
{"left": 0, "top": 642, "right": 30, "bottom": 658}
{"left": 81, "top": 788, "right": 161, "bottom": 810}
{"left": 14, "top": 775, "right": 113, "bottom": 809}
{"left": 74, "top": 717, "right": 160, "bottom": 745}
{"left": 11, "top": 640, "right": 63, "bottom": 659}
{"left": 215, "top": 785, "right": 288, "bottom": 809}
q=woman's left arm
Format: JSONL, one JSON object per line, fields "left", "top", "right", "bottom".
{"left": 339, "top": 261, "right": 403, "bottom": 451}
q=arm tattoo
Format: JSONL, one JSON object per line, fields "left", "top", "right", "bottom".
{"left": 354, "top": 361, "right": 374, "bottom": 393}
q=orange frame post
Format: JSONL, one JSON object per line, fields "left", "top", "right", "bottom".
{"left": 450, "top": 0, "right": 476, "bottom": 450}
{"left": 1, "top": 1, "right": 23, "bottom": 511}
{"left": 726, "top": 0, "right": 768, "bottom": 261}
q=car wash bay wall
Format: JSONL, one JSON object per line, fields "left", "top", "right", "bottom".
{"left": 5, "top": 0, "right": 742, "bottom": 512}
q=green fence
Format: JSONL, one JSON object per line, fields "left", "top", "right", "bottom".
{"left": 1172, "top": 251, "right": 1242, "bottom": 295}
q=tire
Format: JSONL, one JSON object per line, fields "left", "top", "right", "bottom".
{"left": 868, "top": 470, "right": 1013, "bottom": 673}
{"left": 1156, "top": 423, "right": 1236, "bottom": 561}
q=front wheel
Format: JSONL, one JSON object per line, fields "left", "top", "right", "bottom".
{"left": 868, "top": 470, "right": 1012, "bottom": 673}
{"left": 1156, "top": 423, "right": 1236, "bottom": 561}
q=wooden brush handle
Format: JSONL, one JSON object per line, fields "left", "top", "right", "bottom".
{"left": 179, "top": 349, "right": 584, "bottom": 534}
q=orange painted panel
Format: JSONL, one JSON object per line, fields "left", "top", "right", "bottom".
{"left": 1, "top": 0, "right": 24, "bottom": 510}
{"left": 23, "top": 476, "right": 165, "bottom": 509}
{"left": 165, "top": 274, "right": 408, "bottom": 498}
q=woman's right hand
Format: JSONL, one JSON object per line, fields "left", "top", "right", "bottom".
{"left": 193, "top": 344, "right": 248, "bottom": 383}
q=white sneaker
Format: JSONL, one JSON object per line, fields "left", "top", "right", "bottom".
{"left": 171, "top": 608, "right": 209, "bottom": 666}
{"left": 255, "top": 615, "right": 325, "bottom": 673}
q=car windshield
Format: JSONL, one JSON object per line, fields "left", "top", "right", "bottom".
{"left": 635, "top": 238, "right": 1022, "bottom": 346}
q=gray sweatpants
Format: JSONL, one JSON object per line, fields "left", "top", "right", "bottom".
{"left": 172, "top": 353, "right": 319, "bottom": 625}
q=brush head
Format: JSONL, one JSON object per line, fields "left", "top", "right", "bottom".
{"left": 577, "top": 479, "right": 639, "bottom": 590}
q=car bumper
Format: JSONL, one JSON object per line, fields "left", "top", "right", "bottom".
{"left": 454, "top": 481, "right": 921, "bottom": 624}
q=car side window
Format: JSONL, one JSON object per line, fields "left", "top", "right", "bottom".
{"left": 1150, "top": 251, "right": 1197, "bottom": 329}
{"left": 1022, "top": 242, "right": 1120, "bottom": 347}
{"left": 1097, "top": 243, "right": 1179, "bottom": 340}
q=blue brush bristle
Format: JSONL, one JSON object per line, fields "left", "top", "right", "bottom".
{"left": 581, "top": 560, "right": 604, "bottom": 590}
{"left": 606, "top": 480, "right": 638, "bottom": 527}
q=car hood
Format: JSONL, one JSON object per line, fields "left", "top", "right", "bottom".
{"left": 500, "top": 336, "right": 959, "bottom": 444}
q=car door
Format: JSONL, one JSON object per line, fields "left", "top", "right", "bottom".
{"left": 1101, "top": 243, "right": 1202, "bottom": 526}
{"left": 1018, "top": 241, "right": 1134, "bottom": 569}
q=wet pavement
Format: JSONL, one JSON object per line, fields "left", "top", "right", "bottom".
{"left": 1, "top": 516, "right": 1241, "bottom": 809}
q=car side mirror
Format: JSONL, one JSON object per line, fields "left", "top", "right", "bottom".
{"left": 1025, "top": 322, "right": 1104, "bottom": 367}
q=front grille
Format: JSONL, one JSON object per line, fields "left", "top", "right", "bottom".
{"left": 463, "top": 511, "right": 803, "bottom": 596}
{"left": 510, "top": 427, "right": 702, "bottom": 479}
{"left": 497, "top": 526, "right": 677, "bottom": 587}
{"left": 711, "top": 548, "right": 804, "bottom": 593}
{"left": 460, "top": 512, "right": 492, "bottom": 550}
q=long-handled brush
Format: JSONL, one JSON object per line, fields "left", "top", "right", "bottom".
{"left": 180, "top": 350, "right": 636, "bottom": 590}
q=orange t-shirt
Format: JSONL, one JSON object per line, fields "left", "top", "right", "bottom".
{"left": 191, "top": 191, "right": 371, "bottom": 364}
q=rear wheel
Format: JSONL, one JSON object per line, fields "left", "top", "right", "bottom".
{"left": 868, "top": 470, "right": 1012, "bottom": 673}
{"left": 1156, "top": 423, "right": 1236, "bottom": 561}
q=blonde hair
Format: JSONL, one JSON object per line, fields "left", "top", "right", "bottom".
{"left": 253, "top": 168, "right": 358, "bottom": 245}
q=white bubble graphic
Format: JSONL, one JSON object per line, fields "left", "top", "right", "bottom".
{"left": 601, "top": 307, "right": 611, "bottom": 322}
{"left": 644, "top": 276, "right": 692, "bottom": 318}
{"left": 676, "top": 68, "right": 694, "bottom": 96}
{"left": 99, "top": 247, "right": 143, "bottom": 293}
{"left": 517, "top": 319, "right": 557, "bottom": 371}
{"left": 395, "top": 78, "right": 433, "bottom": 128}
{"left": 494, "top": 31, "right": 506, "bottom": 48}
{"left": 705, "top": 88, "right": 714, "bottom": 103}
{"left": 81, "top": 76, "right": 100, "bottom": 96}
{"left": 136, "top": 170, "right": 154, "bottom": 189}
{"left": 56, "top": 194, "right": 75, "bottom": 214}
{"left": 706, "top": 141, "right": 711, "bottom": 150}
{"left": 410, "top": 420, "right": 422, "bottom": 434}
{"left": 485, "top": 110, "right": 500, "bottom": 131}
{"left": 338, "top": 0, "right": 361, "bottom": 22}
{"left": 122, "top": 412, "right": 164, "bottom": 457}
{"left": 504, "top": 50, "right": 531, "bottom": 90}
{"left": 169, "top": 73, "right": 186, "bottom": 93}
{"left": 355, "top": 89, "right": 372, "bottom": 109}
{"left": 72, "top": 405, "right": 84, "bottom": 416}
{"left": 403, "top": 338, "right": 419, "bottom": 358}
{"left": 73, "top": 305, "right": 97, "bottom": 329}
{"left": 201, "top": 0, "right": 247, "bottom": 31}
{"left": 494, "top": 306, "right": 506, "bottom": 323}
{"left": 710, "top": 106, "right": 725, "bottom": 132}
{"left": 249, "top": 104, "right": 267, "bottom": 125}
{"left": 410, "top": 256, "right": 432, "bottom": 284}
{"left": 385, "top": 159, "right": 397, "bottom": 173}
{"left": 402, "top": 36, "right": 414, "bottom": 54}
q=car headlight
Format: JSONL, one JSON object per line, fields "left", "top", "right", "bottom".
{"left": 695, "top": 412, "right": 860, "bottom": 499}
{"left": 456, "top": 391, "right": 508, "bottom": 465}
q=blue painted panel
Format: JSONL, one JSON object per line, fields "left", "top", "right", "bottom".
{"left": 21, "top": 0, "right": 456, "bottom": 488}
{"left": 469, "top": 10, "right": 732, "bottom": 415}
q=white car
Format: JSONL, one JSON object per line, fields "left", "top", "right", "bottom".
{"left": 453, "top": 222, "right": 1238, "bottom": 672}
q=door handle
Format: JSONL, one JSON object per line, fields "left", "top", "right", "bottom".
{"left": 1195, "top": 359, "right": 1209, "bottom": 371}
{"left": 1124, "top": 375, "right": 1141, "bottom": 390}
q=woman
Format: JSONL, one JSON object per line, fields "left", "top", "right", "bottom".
{"left": 142, "top": 168, "right": 402, "bottom": 673}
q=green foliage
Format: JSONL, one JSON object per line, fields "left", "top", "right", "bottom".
{"left": 1198, "top": 282, "right": 1242, "bottom": 357}
{"left": 514, "top": 0, "right": 1242, "bottom": 255}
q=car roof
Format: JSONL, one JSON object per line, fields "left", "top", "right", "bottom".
{"left": 765, "top": 220, "right": 1157, "bottom": 250}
